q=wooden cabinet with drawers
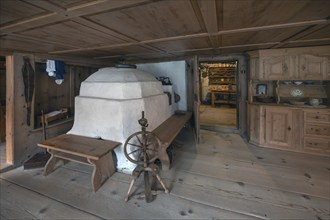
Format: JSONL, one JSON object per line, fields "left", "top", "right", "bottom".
{"left": 247, "top": 46, "right": 330, "bottom": 156}
{"left": 303, "top": 109, "right": 330, "bottom": 155}
{"left": 248, "top": 104, "right": 329, "bottom": 155}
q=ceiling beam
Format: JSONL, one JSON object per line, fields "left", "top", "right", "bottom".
{"left": 195, "top": 0, "right": 220, "bottom": 48}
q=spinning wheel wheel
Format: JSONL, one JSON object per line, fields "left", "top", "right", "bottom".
{"left": 124, "top": 111, "right": 169, "bottom": 202}
{"left": 124, "top": 131, "right": 161, "bottom": 165}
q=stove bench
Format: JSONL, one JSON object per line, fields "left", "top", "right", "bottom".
{"left": 152, "top": 111, "right": 192, "bottom": 170}
{"left": 37, "top": 134, "right": 121, "bottom": 192}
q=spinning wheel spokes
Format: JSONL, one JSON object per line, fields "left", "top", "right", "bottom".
{"left": 124, "top": 131, "right": 161, "bottom": 165}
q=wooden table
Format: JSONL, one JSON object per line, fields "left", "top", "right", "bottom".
{"left": 38, "top": 134, "right": 121, "bottom": 192}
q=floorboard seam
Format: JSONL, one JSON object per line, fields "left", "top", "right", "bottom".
{"left": 0, "top": 177, "right": 104, "bottom": 220}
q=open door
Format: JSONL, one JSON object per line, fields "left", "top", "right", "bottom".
{"left": 193, "top": 56, "right": 200, "bottom": 142}
{"left": 199, "top": 61, "right": 238, "bottom": 129}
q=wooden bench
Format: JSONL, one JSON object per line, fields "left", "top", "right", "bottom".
{"left": 152, "top": 111, "right": 192, "bottom": 170}
{"left": 37, "top": 134, "right": 121, "bottom": 192}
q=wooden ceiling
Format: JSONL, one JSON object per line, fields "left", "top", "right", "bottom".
{"left": 0, "top": 0, "right": 329, "bottom": 64}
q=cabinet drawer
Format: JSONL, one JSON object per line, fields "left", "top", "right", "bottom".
{"left": 304, "top": 124, "right": 330, "bottom": 137}
{"left": 304, "top": 111, "right": 330, "bottom": 123}
{"left": 304, "top": 137, "right": 330, "bottom": 154}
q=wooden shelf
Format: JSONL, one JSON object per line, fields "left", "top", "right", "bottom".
{"left": 209, "top": 75, "right": 235, "bottom": 78}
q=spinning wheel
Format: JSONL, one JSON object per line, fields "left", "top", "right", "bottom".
{"left": 124, "top": 111, "right": 169, "bottom": 202}
{"left": 124, "top": 131, "right": 161, "bottom": 165}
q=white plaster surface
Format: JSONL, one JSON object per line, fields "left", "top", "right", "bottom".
{"left": 137, "top": 61, "right": 187, "bottom": 111}
{"left": 68, "top": 67, "right": 174, "bottom": 174}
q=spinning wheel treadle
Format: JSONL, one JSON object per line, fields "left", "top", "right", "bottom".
{"left": 124, "top": 111, "right": 169, "bottom": 202}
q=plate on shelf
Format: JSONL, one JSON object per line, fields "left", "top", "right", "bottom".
{"left": 290, "top": 88, "right": 304, "bottom": 97}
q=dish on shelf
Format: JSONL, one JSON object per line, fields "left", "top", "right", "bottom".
{"left": 283, "top": 81, "right": 292, "bottom": 85}
{"left": 304, "top": 81, "right": 314, "bottom": 85}
{"left": 293, "top": 81, "right": 303, "bottom": 85}
{"left": 289, "top": 100, "right": 306, "bottom": 105}
{"left": 290, "top": 88, "right": 304, "bottom": 97}
{"left": 309, "top": 98, "right": 321, "bottom": 106}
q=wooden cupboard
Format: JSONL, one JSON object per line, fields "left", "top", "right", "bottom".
{"left": 248, "top": 46, "right": 330, "bottom": 156}
{"left": 249, "top": 46, "right": 330, "bottom": 80}
{"left": 248, "top": 104, "right": 329, "bottom": 155}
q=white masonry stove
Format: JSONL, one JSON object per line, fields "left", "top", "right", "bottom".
{"left": 67, "top": 65, "right": 177, "bottom": 174}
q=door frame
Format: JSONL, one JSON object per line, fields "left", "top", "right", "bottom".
{"left": 198, "top": 54, "right": 248, "bottom": 135}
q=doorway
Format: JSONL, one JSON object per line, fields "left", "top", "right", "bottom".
{"left": 199, "top": 61, "right": 238, "bottom": 129}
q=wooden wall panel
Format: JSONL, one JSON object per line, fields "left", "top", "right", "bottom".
{"left": 47, "top": 0, "right": 92, "bottom": 8}
{"left": 34, "top": 63, "right": 97, "bottom": 124}
{"left": 222, "top": 0, "right": 329, "bottom": 30}
{"left": 0, "top": 0, "right": 46, "bottom": 25}
{"left": 98, "top": 45, "right": 156, "bottom": 57}
{"left": 0, "top": 0, "right": 329, "bottom": 63}
{"left": 148, "top": 37, "right": 210, "bottom": 52}
{"left": 221, "top": 27, "right": 305, "bottom": 46}
{"left": 19, "top": 21, "right": 126, "bottom": 48}
{"left": 299, "top": 25, "right": 330, "bottom": 41}
{"left": 0, "top": 36, "right": 72, "bottom": 53}
{"left": 87, "top": 1, "right": 202, "bottom": 41}
{"left": 34, "top": 63, "right": 71, "bottom": 122}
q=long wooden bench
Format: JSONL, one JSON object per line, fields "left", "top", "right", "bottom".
{"left": 152, "top": 111, "right": 192, "bottom": 170}
{"left": 37, "top": 134, "right": 121, "bottom": 192}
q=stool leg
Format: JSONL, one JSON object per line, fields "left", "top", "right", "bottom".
{"left": 44, "top": 149, "right": 63, "bottom": 176}
{"left": 44, "top": 153, "right": 57, "bottom": 175}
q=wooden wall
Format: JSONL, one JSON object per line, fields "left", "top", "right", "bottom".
{"left": 5, "top": 53, "right": 98, "bottom": 165}
{"left": 34, "top": 62, "right": 96, "bottom": 126}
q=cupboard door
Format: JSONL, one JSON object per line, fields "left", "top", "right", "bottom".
{"left": 261, "top": 56, "right": 294, "bottom": 80}
{"left": 265, "top": 107, "right": 293, "bottom": 148}
{"left": 299, "top": 55, "right": 328, "bottom": 80}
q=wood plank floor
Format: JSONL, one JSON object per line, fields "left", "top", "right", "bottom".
{"left": 200, "top": 104, "right": 237, "bottom": 127}
{"left": 1, "top": 128, "right": 329, "bottom": 220}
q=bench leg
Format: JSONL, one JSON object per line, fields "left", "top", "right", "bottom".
{"left": 88, "top": 152, "right": 115, "bottom": 192}
{"left": 158, "top": 142, "right": 170, "bottom": 171}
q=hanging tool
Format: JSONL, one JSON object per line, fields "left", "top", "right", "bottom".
{"left": 21, "top": 56, "right": 35, "bottom": 126}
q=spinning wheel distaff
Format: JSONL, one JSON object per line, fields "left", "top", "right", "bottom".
{"left": 124, "top": 111, "right": 169, "bottom": 202}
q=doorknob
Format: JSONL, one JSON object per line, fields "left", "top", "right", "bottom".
{"left": 287, "top": 126, "right": 291, "bottom": 131}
